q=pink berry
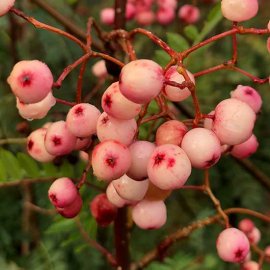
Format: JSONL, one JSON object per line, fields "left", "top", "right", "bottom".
{"left": 16, "top": 92, "right": 56, "bottom": 120}
{"left": 265, "top": 245, "right": 270, "bottom": 256}
{"left": 241, "top": 261, "right": 259, "bottom": 270}
{"left": 238, "top": 219, "right": 255, "bottom": 234}
{"left": 221, "top": 0, "right": 258, "bottom": 22}
{"left": 157, "top": 0, "right": 177, "bottom": 9}
{"left": 204, "top": 111, "right": 215, "bottom": 130}
{"left": 147, "top": 144, "right": 191, "bottom": 190}
{"left": 96, "top": 112, "right": 137, "bottom": 146}
{"left": 66, "top": 103, "right": 101, "bottom": 138}
{"left": 155, "top": 120, "right": 188, "bottom": 146}
{"left": 106, "top": 182, "right": 133, "bottom": 207}
{"left": 0, "top": 0, "right": 15, "bottom": 17}
{"left": 181, "top": 128, "right": 221, "bottom": 169}
{"left": 156, "top": 8, "right": 175, "bottom": 25}
{"left": 267, "top": 37, "right": 270, "bottom": 54}
{"left": 91, "top": 140, "right": 132, "bottom": 182}
{"left": 212, "top": 98, "right": 256, "bottom": 145}
{"left": 119, "top": 59, "right": 164, "bottom": 104}
{"left": 44, "top": 120, "right": 77, "bottom": 156}
{"left": 125, "top": 3, "right": 136, "bottom": 20}
{"left": 178, "top": 5, "right": 200, "bottom": 24}
{"left": 92, "top": 60, "right": 108, "bottom": 78}
{"left": 127, "top": 140, "right": 156, "bottom": 180}
{"left": 7, "top": 60, "right": 53, "bottom": 103}
{"left": 27, "top": 128, "right": 55, "bottom": 162}
{"left": 74, "top": 136, "right": 92, "bottom": 151}
{"left": 112, "top": 175, "right": 149, "bottom": 201}
{"left": 230, "top": 85, "right": 262, "bottom": 113}
{"left": 100, "top": 8, "right": 115, "bottom": 25}
{"left": 163, "top": 66, "right": 195, "bottom": 102}
{"left": 90, "top": 193, "right": 118, "bottom": 227}
{"left": 216, "top": 228, "right": 250, "bottom": 263}
{"left": 48, "top": 177, "right": 78, "bottom": 208}
{"left": 57, "top": 195, "right": 82, "bottom": 218}
{"left": 230, "top": 134, "right": 258, "bottom": 159}
{"left": 135, "top": 11, "right": 155, "bottom": 26}
{"left": 247, "top": 227, "right": 261, "bottom": 245}
{"left": 132, "top": 200, "right": 167, "bottom": 229}
{"left": 101, "top": 82, "right": 141, "bottom": 120}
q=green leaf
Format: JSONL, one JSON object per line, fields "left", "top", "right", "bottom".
{"left": 17, "top": 153, "right": 40, "bottom": 178}
{"left": 184, "top": 25, "right": 199, "bottom": 41}
{"left": 59, "top": 160, "right": 74, "bottom": 178}
{"left": 41, "top": 163, "right": 59, "bottom": 177}
{"left": 0, "top": 157, "right": 7, "bottom": 181}
{"left": 166, "top": 32, "right": 189, "bottom": 51}
{"left": 153, "top": 50, "right": 170, "bottom": 67}
{"left": 0, "top": 148, "right": 23, "bottom": 179}
{"left": 45, "top": 218, "right": 75, "bottom": 234}
{"left": 193, "top": 3, "right": 222, "bottom": 45}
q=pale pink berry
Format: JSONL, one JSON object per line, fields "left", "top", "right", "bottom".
{"left": 79, "top": 151, "right": 89, "bottom": 162}
{"left": 135, "top": 11, "right": 155, "bottom": 26}
{"left": 238, "top": 219, "right": 255, "bottom": 234}
{"left": 265, "top": 245, "right": 270, "bottom": 256}
{"left": 48, "top": 177, "right": 78, "bottom": 208}
{"left": 91, "top": 140, "right": 132, "bottom": 182}
{"left": 16, "top": 92, "right": 56, "bottom": 120}
{"left": 147, "top": 144, "right": 191, "bottom": 190}
{"left": 100, "top": 8, "right": 115, "bottom": 25}
{"left": 127, "top": 140, "right": 156, "bottom": 180}
{"left": 132, "top": 200, "right": 167, "bottom": 229}
{"left": 178, "top": 5, "right": 200, "bottom": 24}
{"left": 0, "top": 0, "right": 15, "bottom": 17}
{"left": 241, "top": 261, "right": 259, "bottom": 270}
{"left": 204, "top": 111, "right": 215, "bottom": 130}
{"left": 157, "top": 0, "right": 177, "bottom": 9}
{"left": 102, "top": 82, "right": 141, "bottom": 120}
{"left": 74, "top": 136, "right": 92, "bottom": 151}
{"left": 27, "top": 128, "right": 55, "bottom": 162}
{"left": 44, "top": 120, "right": 77, "bottom": 156}
{"left": 7, "top": 60, "right": 53, "bottom": 103}
{"left": 216, "top": 228, "right": 250, "bottom": 263}
{"left": 156, "top": 120, "right": 188, "bottom": 146}
{"left": 119, "top": 59, "right": 164, "bottom": 104}
{"left": 221, "top": 0, "right": 258, "bottom": 22}
{"left": 181, "top": 128, "right": 221, "bottom": 169}
{"left": 212, "top": 98, "right": 256, "bottom": 145}
{"left": 92, "top": 60, "right": 107, "bottom": 78}
{"left": 231, "top": 134, "right": 258, "bottom": 159}
{"left": 66, "top": 103, "right": 101, "bottom": 138}
{"left": 57, "top": 195, "right": 82, "bottom": 218}
{"left": 230, "top": 85, "right": 262, "bottom": 113}
{"left": 156, "top": 8, "right": 175, "bottom": 25}
{"left": 125, "top": 3, "right": 136, "bottom": 20}
{"left": 163, "top": 66, "right": 195, "bottom": 102}
{"left": 267, "top": 37, "right": 270, "bottom": 54}
{"left": 144, "top": 182, "right": 172, "bottom": 201}
{"left": 96, "top": 112, "right": 137, "bottom": 146}
{"left": 268, "top": 20, "right": 270, "bottom": 31}
{"left": 90, "top": 193, "right": 118, "bottom": 227}
{"left": 113, "top": 175, "right": 149, "bottom": 201}
{"left": 106, "top": 182, "right": 133, "bottom": 207}
{"left": 247, "top": 227, "right": 261, "bottom": 245}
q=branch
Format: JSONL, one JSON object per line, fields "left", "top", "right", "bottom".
{"left": 0, "top": 177, "right": 54, "bottom": 188}
{"left": 114, "top": 0, "right": 127, "bottom": 30}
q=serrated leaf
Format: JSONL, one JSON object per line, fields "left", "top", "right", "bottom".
{"left": 0, "top": 149, "right": 23, "bottom": 179}
{"left": 184, "top": 25, "right": 199, "bottom": 41}
{"left": 166, "top": 32, "right": 189, "bottom": 51}
{"left": 17, "top": 153, "right": 40, "bottom": 178}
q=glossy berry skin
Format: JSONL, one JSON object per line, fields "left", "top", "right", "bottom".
{"left": 156, "top": 120, "right": 188, "bottom": 146}
{"left": 178, "top": 5, "right": 200, "bottom": 24}
{"left": 57, "top": 195, "right": 82, "bottom": 218}
{"left": 212, "top": 98, "right": 256, "bottom": 145}
{"left": 119, "top": 59, "right": 164, "bottom": 104}
{"left": 102, "top": 82, "right": 141, "bottom": 120}
{"left": 91, "top": 140, "right": 132, "bottom": 182}
{"left": 44, "top": 121, "right": 77, "bottom": 156}
{"left": 27, "top": 128, "right": 55, "bottom": 162}
{"left": 221, "top": 0, "right": 258, "bottom": 22}
{"left": 238, "top": 218, "right": 255, "bottom": 234}
{"left": 241, "top": 261, "right": 259, "bottom": 270}
{"left": 127, "top": 140, "right": 156, "bottom": 180}
{"left": 230, "top": 134, "right": 258, "bottom": 159}
{"left": 216, "top": 228, "right": 250, "bottom": 263}
{"left": 66, "top": 103, "right": 101, "bottom": 138}
{"left": 230, "top": 85, "right": 262, "bottom": 113}
{"left": 7, "top": 60, "right": 53, "bottom": 103}
{"left": 181, "top": 128, "right": 221, "bottom": 169}
{"left": 48, "top": 177, "right": 78, "bottom": 208}
{"left": 90, "top": 193, "right": 118, "bottom": 227}
{"left": 96, "top": 112, "right": 137, "bottom": 146}
{"left": 147, "top": 144, "right": 191, "bottom": 190}
{"left": 0, "top": 0, "right": 15, "bottom": 17}
{"left": 16, "top": 92, "right": 56, "bottom": 120}
{"left": 163, "top": 66, "right": 195, "bottom": 102}
{"left": 132, "top": 200, "right": 167, "bottom": 229}
{"left": 112, "top": 175, "right": 149, "bottom": 201}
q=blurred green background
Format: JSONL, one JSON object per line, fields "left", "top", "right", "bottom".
{"left": 0, "top": 0, "right": 269, "bottom": 269}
